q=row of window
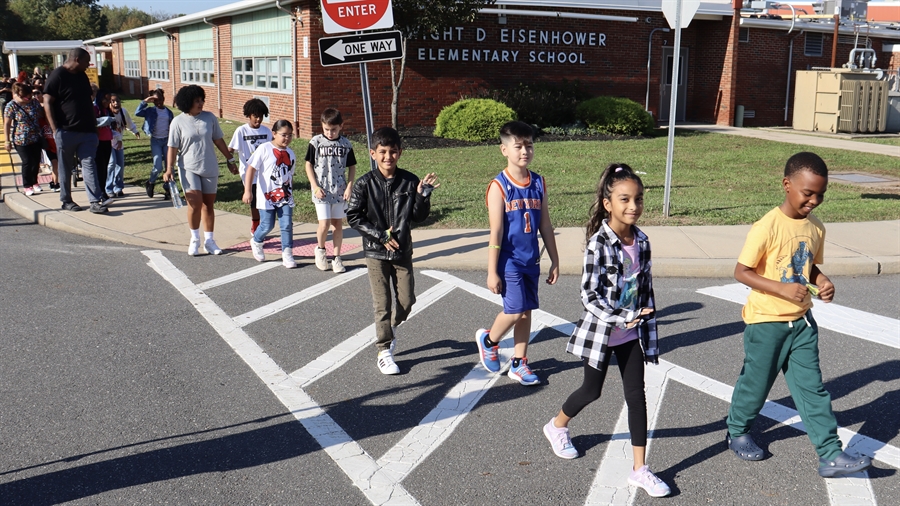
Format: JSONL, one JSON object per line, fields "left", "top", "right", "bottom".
{"left": 122, "top": 57, "right": 293, "bottom": 92}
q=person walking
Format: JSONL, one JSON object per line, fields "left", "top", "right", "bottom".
{"left": 3, "top": 83, "right": 44, "bottom": 195}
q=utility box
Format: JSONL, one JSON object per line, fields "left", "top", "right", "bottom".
{"left": 793, "top": 69, "right": 891, "bottom": 133}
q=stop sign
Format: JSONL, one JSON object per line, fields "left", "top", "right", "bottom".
{"left": 321, "top": 0, "right": 394, "bottom": 34}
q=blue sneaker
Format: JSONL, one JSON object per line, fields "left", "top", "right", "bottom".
{"left": 508, "top": 357, "right": 539, "bottom": 386}
{"left": 475, "top": 328, "right": 500, "bottom": 373}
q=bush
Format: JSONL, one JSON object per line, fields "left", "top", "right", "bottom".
{"left": 434, "top": 98, "right": 517, "bottom": 142}
{"left": 575, "top": 96, "right": 655, "bottom": 137}
{"left": 478, "top": 80, "right": 590, "bottom": 128}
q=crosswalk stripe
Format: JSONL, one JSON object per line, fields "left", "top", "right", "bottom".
{"left": 143, "top": 250, "right": 419, "bottom": 505}
{"left": 697, "top": 283, "right": 900, "bottom": 349}
{"left": 196, "top": 262, "right": 281, "bottom": 291}
{"left": 233, "top": 269, "right": 366, "bottom": 327}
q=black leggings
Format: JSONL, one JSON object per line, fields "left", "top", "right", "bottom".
{"left": 562, "top": 338, "right": 648, "bottom": 447}
{"left": 14, "top": 142, "right": 42, "bottom": 187}
{"left": 95, "top": 140, "right": 111, "bottom": 193}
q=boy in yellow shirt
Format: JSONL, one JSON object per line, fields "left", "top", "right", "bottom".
{"left": 725, "top": 152, "right": 871, "bottom": 478}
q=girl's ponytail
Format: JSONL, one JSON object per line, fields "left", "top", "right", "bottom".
{"left": 585, "top": 163, "right": 643, "bottom": 240}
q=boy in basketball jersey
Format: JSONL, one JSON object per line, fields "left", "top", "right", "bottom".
{"left": 476, "top": 121, "right": 560, "bottom": 385}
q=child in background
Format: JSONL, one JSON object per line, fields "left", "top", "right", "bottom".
{"left": 32, "top": 88, "right": 59, "bottom": 192}
{"left": 305, "top": 108, "right": 357, "bottom": 273}
{"left": 543, "top": 163, "right": 670, "bottom": 498}
{"left": 135, "top": 89, "right": 175, "bottom": 199}
{"left": 243, "top": 120, "right": 297, "bottom": 269}
{"left": 229, "top": 98, "right": 273, "bottom": 234}
{"left": 346, "top": 127, "right": 438, "bottom": 375}
{"left": 475, "top": 121, "right": 559, "bottom": 386}
{"left": 106, "top": 93, "right": 140, "bottom": 198}
{"left": 725, "top": 152, "right": 871, "bottom": 478}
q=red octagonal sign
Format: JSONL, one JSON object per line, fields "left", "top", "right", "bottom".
{"left": 321, "top": 0, "right": 394, "bottom": 34}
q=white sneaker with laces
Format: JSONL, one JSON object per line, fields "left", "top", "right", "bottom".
{"left": 332, "top": 255, "right": 346, "bottom": 273}
{"left": 203, "top": 239, "right": 223, "bottom": 255}
{"left": 628, "top": 465, "right": 671, "bottom": 498}
{"left": 282, "top": 248, "right": 296, "bottom": 268}
{"left": 188, "top": 238, "right": 201, "bottom": 256}
{"left": 315, "top": 247, "right": 328, "bottom": 270}
{"left": 543, "top": 419, "right": 578, "bottom": 459}
{"left": 250, "top": 240, "right": 265, "bottom": 262}
{"left": 377, "top": 349, "right": 400, "bottom": 375}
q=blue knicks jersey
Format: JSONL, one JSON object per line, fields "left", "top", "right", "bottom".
{"left": 491, "top": 169, "right": 544, "bottom": 274}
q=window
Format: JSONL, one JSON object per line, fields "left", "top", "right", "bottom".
{"left": 805, "top": 32, "right": 823, "bottom": 57}
{"left": 181, "top": 58, "right": 215, "bottom": 84}
{"left": 146, "top": 33, "right": 169, "bottom": 81}
{"left": 739, "top": 28, "right": 750, "bottom": 43}
{"left": 233, "top": 56, "right": 292, "bottom": 91}
{"left": 125, "top": 60, "right": 140, "bottom": 78}
{"left": 231, "top": 9, "right": 293, "bottom": 93}
{"left": 148, "top": 60, "right": 169, "bottom": 81}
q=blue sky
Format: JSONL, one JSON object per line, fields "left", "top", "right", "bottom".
{"left": 101, "top": 0, "right": 227, "bottom": 17}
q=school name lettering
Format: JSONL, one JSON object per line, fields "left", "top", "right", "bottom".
{"left": 416, "top": 27, "right": 606, "bottom": 65}
{"left": 505, "top": 198, "right": 541, "bottom": 212}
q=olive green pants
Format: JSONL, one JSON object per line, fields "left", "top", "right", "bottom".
{"left": 726, "top": 311, "right": 842, "bottom": 461}
{"left": 366, "top": 256, "right": 416, "bottom": 351}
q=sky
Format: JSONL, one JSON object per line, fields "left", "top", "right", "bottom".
{"left": 101, "top": 0, "right": 230, "bottom": 17}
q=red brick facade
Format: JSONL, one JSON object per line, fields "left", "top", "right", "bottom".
{"left": 103, "top": 2, "right": 900, "bottom": 138}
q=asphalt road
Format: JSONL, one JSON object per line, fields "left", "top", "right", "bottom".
{"left": 1, "top": 202, "right": 898, "bottom": 505}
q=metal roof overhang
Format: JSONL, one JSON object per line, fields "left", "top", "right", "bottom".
{"left": 739, "top": 16, "right": 900, "bottom": 39}
{"left": 2, "top": 40, "right": 85, "bottom": 55}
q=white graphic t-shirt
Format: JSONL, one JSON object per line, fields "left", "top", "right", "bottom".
{"left": 229, "top": 123, "right": 273, "bottom": 183}
{"left": 608, "top": 239, "right": 640, "bottom": 347}
{"left": 247, "top": 142, "right": 295, "bottom": 210}
{"left": 304, "top": 134, "right": 357, "bottom": 204}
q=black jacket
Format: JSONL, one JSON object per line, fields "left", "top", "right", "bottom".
{"left": 347, "top": 167, "right": 431, "bottom": 261}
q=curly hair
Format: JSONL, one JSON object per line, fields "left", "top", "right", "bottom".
{"left": 174, "top": 85, "right": 205, "bottom": 113}
{"left": 243, "top": 98, "right": 269, "bottom": 118}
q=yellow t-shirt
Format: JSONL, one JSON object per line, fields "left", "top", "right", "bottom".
{"left": 737, "top": 207, "right": 825, "bottom": 324}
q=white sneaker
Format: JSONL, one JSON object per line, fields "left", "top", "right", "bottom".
{"left": 32, "top": 184, "right": 42, "bottom": 193}
{"left": 250, "top": 240, "right": 265, "bottom": 262}
{"left": 24, "top": 187, "right": 34, "bottom": 196}
{"left": 315, "top": 247, "right": 328, "bottom": 270}
{"left": 188, "top": 238, "right": 201, "bottom": 256}
{"left": 332, "top": 255, "right": 346, "bottom": 273}
{"left": 628, "top": 465, "right": 671, "bottom": 498}
{"left": 282, "top": 248, "right": 296, "bottom": 268}
{"left": 377, "top": 349, "right": 400, "bottom": 375}
{"left": 203, "top": 239, "right": 223, "bottom": 255}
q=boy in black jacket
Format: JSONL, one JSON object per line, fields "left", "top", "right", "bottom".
{"left": 347, "top": 127, "right": 440, "bottom": 375}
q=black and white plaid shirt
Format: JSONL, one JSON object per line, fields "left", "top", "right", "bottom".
{"left": 566, "top": 220, "right": 659, "bottom": 370}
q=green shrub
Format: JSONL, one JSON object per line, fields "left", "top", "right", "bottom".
{"left": 575, "top": 96, "right": 655, "bottom": 137}
{"left": 477, "top": 80, "right": 590, "bottom": 128}
{"left": 434, "top": 98, "right": 517, "bottom": 142}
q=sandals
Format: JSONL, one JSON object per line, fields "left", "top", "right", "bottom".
{"left": 726, "top": 433, "right": 765, "bottom": 461}
{"left": 818, "top": 451, "right": 872, "bottom": 478}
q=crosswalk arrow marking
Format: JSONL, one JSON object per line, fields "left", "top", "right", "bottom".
{"left": 325, "top": 37, "right": 396, "bottom": 61}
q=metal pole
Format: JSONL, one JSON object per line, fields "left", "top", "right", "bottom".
{"left": 646, "top": 27, "right": 670, "bottom": 111}
{"left": 662, "top": 0, "right": 683, "bottom": 218}
{"left": 359, "top": 61, "right": 376, "bottom": 172}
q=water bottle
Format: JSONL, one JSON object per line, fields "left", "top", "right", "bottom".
{"left": 168, "top": 181, "right": 184, "bottom": 209}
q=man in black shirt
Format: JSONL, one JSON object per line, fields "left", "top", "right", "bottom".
{"left": 43, "top": 48, "right": 106, "bottom": 213}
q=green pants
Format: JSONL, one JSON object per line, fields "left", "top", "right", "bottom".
{"left": 727, "top": 311, "right": 842, "bottom": 461}
{"left": 366, "top": 256, "right": 416, "bottom": 351}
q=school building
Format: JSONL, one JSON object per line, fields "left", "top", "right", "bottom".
{"left": 85, "top": 0, "right": 900, "bottom": 138}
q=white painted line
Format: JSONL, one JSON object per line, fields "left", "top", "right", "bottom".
{"left": 196, "top": 262, "right": 281, "bottom": 291}
{"left": 233, "top": 269, "right": 367, "bottom": 327}
{"left": 291, "top": 281, "right": 457, "bottom": 387}
{"left": 142, "top": 250, "right": 419, "bottom": 505}
{"left": 697, "top": 283, "right": 900, "bottom": 349}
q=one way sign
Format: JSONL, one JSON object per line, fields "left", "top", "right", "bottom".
{"left": 318, "top": 30, "right": 404, "bottom": 67}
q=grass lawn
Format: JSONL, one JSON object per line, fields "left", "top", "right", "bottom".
{"left": 849, "top": 137, "right": 900, "bottom": 147}
{"left": 118, "top": 99, "right": 900, "bottom": 228}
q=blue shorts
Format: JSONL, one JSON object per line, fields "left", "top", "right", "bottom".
{"left": 501, "top": 270, "right": 540, "bottom": 314}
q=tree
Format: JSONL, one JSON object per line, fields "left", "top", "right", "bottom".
{"left": 47, "top": 3, "right": 103, "bottom": 40}
{"left": 387, "top": 0, "right": 495, "bottom": 129}
{"left": 8, "top": 0, "right": 106, "bottom": 40}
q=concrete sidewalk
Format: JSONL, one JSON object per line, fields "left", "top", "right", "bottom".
{"left": 1, "top": 124, "right": 898, "bottom": 277}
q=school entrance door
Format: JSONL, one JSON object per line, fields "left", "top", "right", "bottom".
{"left": 659, "top": 46, "right": 688, "bottom": 122}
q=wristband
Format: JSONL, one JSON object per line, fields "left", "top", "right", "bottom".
{"left": 488, "top": 245, "right": 501, "bottom": 249}
{"left": 382, "top": 229, "right": 392, "bottom": 244}
{"left": 226, "top": 158, "right": 236, "bottom": 164}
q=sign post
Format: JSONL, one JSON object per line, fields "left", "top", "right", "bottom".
{"left": 660, "top": 0, "right": 700, "bottom": 217}
{"left": 320, "top": 0, "right": 397, "bottom": 171}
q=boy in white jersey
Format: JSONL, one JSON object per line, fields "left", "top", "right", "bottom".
{"left": 304, "top": 108, "right": 357, "bottom": 273}
{"left": 229, "top": 98, "right": 273, "bottom": 233}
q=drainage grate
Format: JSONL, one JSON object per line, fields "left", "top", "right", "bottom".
{"left": 830, "top": 173, "right": 893, "bottom": 184}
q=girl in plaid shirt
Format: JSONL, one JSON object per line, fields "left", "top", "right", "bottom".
{"left": 542, "top": 164, "right": 670, "bottom": 498}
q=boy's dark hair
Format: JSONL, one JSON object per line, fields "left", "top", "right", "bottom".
{"left": 499, "top": 121, "right": 534, "bottom": 144}
{"left": 321, "top": 108, "right": 343, "bottom": 125}
{"left": 173, "top": 85, "right": 205, "bottom": 113}
{"left": 243, "top": 98, "right": 269, "bottom": 118}
{"left": 152, "top": 88, "right": 165, "bottom": 102}
{"left": 784, "top": 152, "right": 828, "bottom": 178}
{"left": 586, "top": 163, "right": 644, "bottom": 240}
{"left": 371, "top": 127, "right": 402, "bottom": 150}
